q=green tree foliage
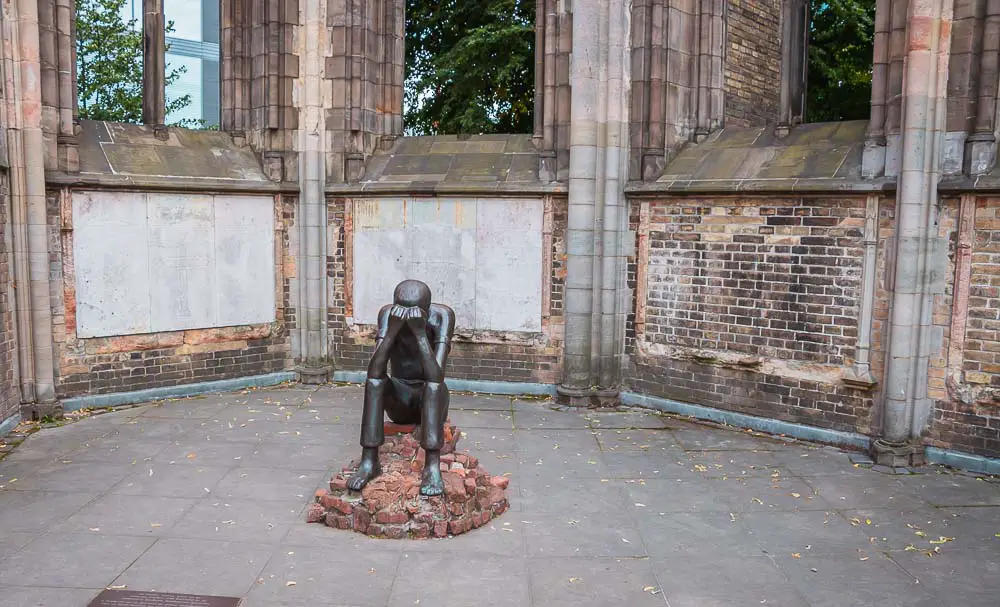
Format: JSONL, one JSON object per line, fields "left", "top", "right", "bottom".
{"left": 405, "top": 0, "right": 534, "bottom": 135}
{"left": 76, "top": 0, "right": 192, "bottom": 125}
{"left": 807, "top": 0, "right": 876, "bottom": 122}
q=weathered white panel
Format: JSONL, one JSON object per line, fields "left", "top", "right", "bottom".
{"left": 215, "top": 196, "right": 277, "bottom": 327}
{"left": 476, "top": 200, "right": 544, "bottom": 332}
{"left": 148, "top": 194, "right": 216, "bottom": 331}
{"left": 352, "top": 197, "right": 544, "bottom": 332}
{"left": 73, "top": 191, "right": 276, "bottom": 338}
{"left": 74, "top": 191, "right": 152, "bottom": 338}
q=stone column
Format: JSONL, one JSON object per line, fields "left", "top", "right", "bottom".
{"left": 6, "top": 0, "right": 57, "bottom": 410}
{"left": 776, "top": 0, "right": 808, "bottom": 136}
{"left": 142, "top": 0, "right": 166, "bottom": 128}
{"left": 294, "top": 0, "right": 331, "bottom": 383}
{"left": 965, "top": 1, "right": 1000, "bottom": 175}
{"left": 535, "top": 0, "right": 571, "bottom": 182}
{"left": 558, "top": 0, "right": 631, "bottom": 406}
{"left": 875, "top": 0, "right": 953, "bottom": 466}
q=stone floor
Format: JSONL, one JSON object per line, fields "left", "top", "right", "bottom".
{"left": 0, "top": 384, "right": 998, "bottom": 607}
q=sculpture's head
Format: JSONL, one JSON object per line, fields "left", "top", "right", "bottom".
{"left": 393, "top": 279, "right": 432, "bottom": 313}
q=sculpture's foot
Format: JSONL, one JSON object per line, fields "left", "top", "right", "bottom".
{"left": 420, "top": 450, "right": 444, "bottom": 496}
{"left": 347, "top": 448, "right": 381, "bottom": 491}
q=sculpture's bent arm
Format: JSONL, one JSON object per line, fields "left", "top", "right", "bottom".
{"left": 368, "top": 305, "right": 398, "bottom": 378}
{"left": 432, "top": 306, "right": 456, "bottom": 374}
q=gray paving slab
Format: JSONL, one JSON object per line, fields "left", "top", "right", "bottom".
{"left": 110, "top": 538, "right": 273, "bottom": 598}
{"left": 526, "top": 556, "right": 666, "bottom": 607}
{"left": 388, "top": 553, "right": 530, "bottom": 607}
{"left": 1, "top": 384, "right": 998, "bottom": 607}
{"left": 0, "top": 532, "right": 156, "bottom": 588}
{"left": 652, "top": 554, "right": 809, "bottom": 607}
{"left": 1, "top": 586, "right": 105, "bottom": 607}
{"left": 524, "top": 511, "right": 645, "bottom": 558}
{"left": 51, "top": 494, "right": 197, "bottom": 537}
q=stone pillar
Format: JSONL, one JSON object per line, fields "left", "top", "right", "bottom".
{"left": 36, "top": 0, "right": 78, "bottom": 171}
{"left": 142, "top": 0, "right": 166, "bottom": 128}
{"left": 628, "top": 0, "right": 724, "bottom": 181}
{"left": 294, "top": 0, "right": 331, "bottom": 383}
{"left": 5, "top": 0, "right": 57, "bottom": 410}
{"left": 875, "top": 0, "right": 953, "bottom": 466}
{"left": 535, "top": 0, "right": 571, "bottom": 182}
{"left": 864, "top": 0, "right": 910, "bottom": 178}
{"left": 965, "top": 1, "right": 1000, "bottom": 175}
{"left": 558, "top": 0, "right": 631, "bottom": 406}
{"left": 326, "top": 0, "right": 404, "bottom": 184}
{"left": 776, "top": 0, "right": 808, "bottom": 136}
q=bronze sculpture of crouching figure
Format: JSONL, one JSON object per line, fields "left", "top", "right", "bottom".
{"left": 347, "top": 280, "right": 456, "bottom": 497}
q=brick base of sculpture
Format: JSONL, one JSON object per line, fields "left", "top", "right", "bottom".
{"left": 308, "top": 420, "right": 510, "bottom": 539}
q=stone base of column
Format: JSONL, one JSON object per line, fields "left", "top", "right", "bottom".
{"left": 872, "top": 438, "right": 926, "bottom": 468}
{"left": 296, "top": 364, "right": 333, "bottom": 385}
{"left": 965, "top": 132, "right": 996, "bottom": 176}
{"left": 20, "top": 401, "right": 64, "bottom": 422}
{"left": 555, "top": 385, "right": 620, "bottom": 408}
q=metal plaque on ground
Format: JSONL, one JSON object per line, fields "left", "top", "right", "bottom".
{"left": 87, "top": 589, "right": 242, "bottom": 607}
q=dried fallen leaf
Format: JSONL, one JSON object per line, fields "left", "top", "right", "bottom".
{"left": 286, "top": 581, "right": 296, "bottom": 587}
{"left": 928, "top": 536, "right": 954, "bottom": 545}
{"left": 792, "top": 553, "right": 801, "bottom": 558}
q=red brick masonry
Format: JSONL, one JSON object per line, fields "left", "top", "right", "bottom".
{"left": 308, "top": 421, "right": 510, "bottom": 539}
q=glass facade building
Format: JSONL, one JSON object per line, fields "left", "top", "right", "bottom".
{"left": 119, "top": 0, "right": 220, "bottom": 127}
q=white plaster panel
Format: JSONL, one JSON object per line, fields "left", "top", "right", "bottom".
{"left": 73, "top": 191, "right": 152, "bottom": 338}
{"left": 476, "top": 200, "right": 544, "bottom": 332}
{"left": 72, "top": 191, "right": 276, "bottom": 338}
{"left": 148, "top": 194, "right": 216, "bottom": 331}
{"left": 352, "top": 197, "right": 544, "bottom": 332}
{"left": 215, "top": 196, "right": 277, "bottom": 327}
{"left": 353, "top": 228, "right": 410, "bottom": 324}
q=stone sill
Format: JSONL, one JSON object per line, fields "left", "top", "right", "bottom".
{"left": 327, "top": 181, "right": 567, "bottom": 197}
{"left": 46, "top": 170, "right": 293, "bottom": 194}
{"left": 626, "top": 178, "right": 896, "bottom": 196}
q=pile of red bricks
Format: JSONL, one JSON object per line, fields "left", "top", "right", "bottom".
{"left": 308, "top": 421, "right": 510, "bottom": 539}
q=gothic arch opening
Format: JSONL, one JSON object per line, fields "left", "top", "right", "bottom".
{"left": 76, "top": 0, "right": 220, "bottom": 129}
{"left": 403, "top": 0, "right": 536, "bottom": 135}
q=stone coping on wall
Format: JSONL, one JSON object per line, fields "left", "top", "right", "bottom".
{"left": 628, "top": 120, "right": 891, "bottom": 195}
{"left": 73, "top": 120, "right": 271, "bottom": 184}
{"left": 359, "top": 134, "right": 544, "bottom": 187}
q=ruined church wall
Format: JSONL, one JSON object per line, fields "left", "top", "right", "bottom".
{"left": 0, "top": 170, "right": 19, "bottom": 421}
{"left": 625, "top": 195, "right": 892, "bottom": 437}
{"left": 625, "top": 192, "right": 1000, "bottom": 460}
{"left": 327, "top": 196, "right": 566, "bottom": 384}
{"left": 49, "top": 187, "right": 293, "bottom": 398}
{"left": 928, "top": 196, "right": 1000, "bottom": 457}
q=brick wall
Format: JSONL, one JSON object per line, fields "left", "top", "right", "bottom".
{"left": 51, "top": 189, "right": 294, "bottom": 398}
{"left": 725, "top": 0, "right": 782, "bottom": 127}
{"left": 626, "top": 196, "right": 879, "bottom": 435}
{"left": 929, "top": 197, "right": 1000, "bottom": 457}
{"left": 0, "top": 172, "right": 19, "bottom": 421}
{"left": 329, "top": 196, "right": 566, "bottom": 384}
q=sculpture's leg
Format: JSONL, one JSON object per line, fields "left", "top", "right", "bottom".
{"left": 348, "top": 341, "right": 395, "bottom": 491}
{"left": 419, "top": 381, "right": 449, "bottom": 496}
